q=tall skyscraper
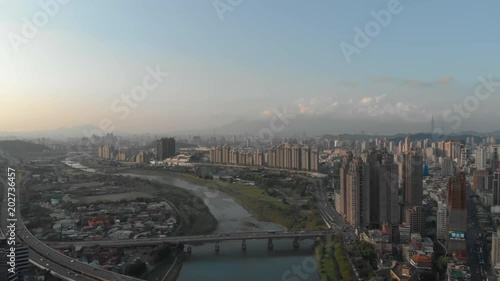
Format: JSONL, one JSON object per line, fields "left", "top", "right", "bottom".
{"left": 473, "top": 170, "right": 489, "bottom": 191}
{"left": 431, "top": 116, "right": 435, "bottom": 133}
{"left": 345, "top": 157, "right": 370, "bottom": 227}
{"left": 338, "top": 152, "right": 353, "bottom": 219}
{"left": 437, "top": 202, "right": 447, "bottom": 241}
{"left": 404, "top": 137, "right": 410, "bottom": 153}
{"left": 494, "top": 173, "right": 500, "bottom": 205}
{"left": 476, "top": 146, "right": 487, "bottom": 170}
{"left": 492, "top": 145, "right": 500, "bottom": 172}
{"left": 156, "top": 137, "right": 176, "bottom": 161}
{"left": 379, "top": 153, "right": 400, "bottom": 225}
{"left": 366, "top": 150, "right": 380, "bottom": 225}
{"left": 446, "top": 172, "right": 467, "bottom": 252}
{"left": 402, "top": 150, "right": 423, "bottom": 234}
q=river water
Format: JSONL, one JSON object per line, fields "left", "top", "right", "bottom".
{"left": 116, "top": 173, "right": 320, "bottom": 281}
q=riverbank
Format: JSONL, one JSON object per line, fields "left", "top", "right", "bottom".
{"left": 139, "top": 177, "right": 218, "bottom": 235}
{"left": 178, "top": 173, "right": 325, "bottom": 230}
{"left": 123, "top": 169, "right": 325, "bottom": 231}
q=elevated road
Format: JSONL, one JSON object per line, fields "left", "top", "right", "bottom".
{"left": 45, "top": 230, "right": 332, "bottom": 248}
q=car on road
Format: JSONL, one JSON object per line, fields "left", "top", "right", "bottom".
{"left": 71, "top": 260, "right": 74, "bottom": 263}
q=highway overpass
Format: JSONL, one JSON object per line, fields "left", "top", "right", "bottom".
{"left": 45, "top": 230, "right": 333, "bottom": 249}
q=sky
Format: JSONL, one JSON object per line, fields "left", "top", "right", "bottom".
{"left": 1, "top": 0, "right": 500, "bottom": 135}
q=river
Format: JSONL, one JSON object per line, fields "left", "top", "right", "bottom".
{"left": 117, "top": 173, "right": 321, "bottom": 281}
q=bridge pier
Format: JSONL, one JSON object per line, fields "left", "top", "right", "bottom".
{"left": 242, "top": 239, "right": 246, "bottom": 251}
{"left": 186, "top": 245, "right": 192, "bottom": 254}
{"left": 292, "top": 238, "right": 299, "bottom": 249}
{"left": 215, "top": 242, "right": 220, "bottom": 253}
{"left": 267, "top": 238, "right": 273, "bottom": 250}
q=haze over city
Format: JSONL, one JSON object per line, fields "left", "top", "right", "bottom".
{"left": 2, "top": 0, "right": 500, "bottom": 136}
{"left": 3, "top": 2, "right": 500, "bottom": 281}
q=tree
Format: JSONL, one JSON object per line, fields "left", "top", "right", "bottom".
{"left": 436, "top": 256, "right": 448, "bottom": 271}
{"left": 125, "top": 261, "right": 147, "bottom": 277}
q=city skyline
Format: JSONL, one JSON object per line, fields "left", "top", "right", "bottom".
{"left": 2, "top": 1, "right": 500, "bottom": 135}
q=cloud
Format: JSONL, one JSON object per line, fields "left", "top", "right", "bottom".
{"left": 278, "top": 94, "right": 429, "bottom": 123}
{"left": 360, "top": 97, "right": 372, "bottom": 104}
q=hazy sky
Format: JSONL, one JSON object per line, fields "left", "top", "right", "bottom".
{"left": 1, "top": 0, "right": 500, "bottom": 135}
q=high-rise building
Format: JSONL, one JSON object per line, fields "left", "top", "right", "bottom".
{"left": 156, "top": 137, "right": 176, "bottom": 161}
{"left": 437, "top": 202, "right": 448, "bottom": 241}
{"left": 301, "top": 145, "right": 311, "bottom": 171}
{"left": 98, "top": 144, "right": 114, "bottom": 159}
{"left": 448, "top": 172, "right": 467, "bottom": 209}
{"left": 492, "top": 230, "right": 500, "bottom": 271}
{"left": 338, "top": 153, "right": 353, "bottom": 219}
{"left": 440, "top": 157, "right": 454, "bottom": 177}
{"left": 402, "top": 150, "right": 423, "bottom": 234}
{"left": 404, "top": 137, "right": 410, "bottom": 153}
{"left": 476, "top": 146, "right": 487, "bottom": 170}
{"left": 345, "top": 157, "right": 370, "bottom": 227}
{"left": 366, "top": 149, "right": 381, "bottom": 225}
{"left": 493, "top": 173, "right": 500, "bottom": 206}
{"left": 492, "top": 145, "right": 500, "bottom": 173}
{"left": 254, "top": 150, "right": 264, "bottom": 166}
{"left": 473, "top": 170, "right": 489, "bottom": 191}
{"left": 444, "top": 141, "right": 460, "bottom": 159}
{"left": 291, "top": 145, "right": 301, "bottom": 170}
{"left": 446, "top": 172, "right": 468, "bottom": 252}
{"left": 310, "top": 147, "right": 319, "bottom": 171}
{"left": 402, "top": 150, "right": 423, "bottom": 206}
{"left": 222, "top": 144, "right": 230, "bottom": 164}
{"left": 404, "top": 206, "right": 422, "bottom": 234}
{"left": 379, "top": 153, "right": 400, "bottom": 225}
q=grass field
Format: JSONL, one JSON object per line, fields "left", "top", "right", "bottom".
{"left": 177, "top": 173, "right": 325, "bottom": 231}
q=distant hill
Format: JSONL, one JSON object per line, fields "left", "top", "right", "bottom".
{"left": 0, "top": 140, "right": 51, "bottom": 154}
